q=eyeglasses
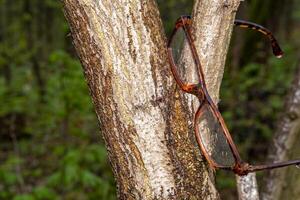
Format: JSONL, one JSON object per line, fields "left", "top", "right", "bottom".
{"left": 167, "top": 15, "right": 300, "bottom": 175}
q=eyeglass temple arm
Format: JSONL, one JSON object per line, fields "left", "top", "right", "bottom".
{"left": 234, "top": 20, "right": 284, "bottom": 58}
{"left": 247, "top": 159, "right": 300, "bottom": 173}
{"left": 170, "top": 16, "right": 283, "bottom": 57}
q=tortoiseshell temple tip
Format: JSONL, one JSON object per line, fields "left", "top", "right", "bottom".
{"left": 272, "top": 44, "right": 284, "bottom": 58}
{"left": 275, "top": 51, "right": 284, "bottom": 58}
{"left": 276, "top": 54, "right": 283, "bottom": 59}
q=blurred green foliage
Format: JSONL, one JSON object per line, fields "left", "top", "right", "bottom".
{"left": 221, "top": 45, "right": 298, "bottom": 162}
{"left": 0, "top": 0, "right": 299, "bottom": 199}
{"left": 0, "top": 0, "right": 115, "bottom": 199}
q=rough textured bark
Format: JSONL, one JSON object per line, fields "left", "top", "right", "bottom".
{"left": 236, "top": 173, "right": 259, "bottom": 200}
{"left": 261, "top": 63, "right": 300, "bottom": 200}
{"left": 63, "top": 0, "right": 240, "bottom": 199}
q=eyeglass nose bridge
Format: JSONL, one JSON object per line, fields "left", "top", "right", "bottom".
{"left": 232, "top": 162, "right": 251, "bottom": 176}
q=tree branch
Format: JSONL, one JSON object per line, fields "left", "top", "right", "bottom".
{"left": 261, "top": 62, "right": 300, "bottom": 200}
{"left": 236, "top": 173, "right": 259, "bottom": 200}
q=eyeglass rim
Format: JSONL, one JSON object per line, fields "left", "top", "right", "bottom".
{"left": 167, "top": 15, "right": 300, "bottom": 176}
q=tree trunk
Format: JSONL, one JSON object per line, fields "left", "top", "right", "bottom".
{"left": 63, "top": 0, "right": 240, "bottom": 198}
{"left": 261, "top": 63, "right": 300, "bottom": 200}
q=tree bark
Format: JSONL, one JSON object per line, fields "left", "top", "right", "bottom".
{"left": 63, "top": 0, "right": 240, "bottom": 199}
{"left": 261, "top": 63, "right": 300, "bottom": 200}
{"left": 236, "top": 173, "right": 259, "bottom": 200}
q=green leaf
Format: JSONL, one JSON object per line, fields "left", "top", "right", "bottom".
{"left": 13, "top": 194, "right": 35, "bottom": 200}
{"left": 63, "top": 165, "right": 80, "bottom": 186}
{"left": 46, "top": 172, "right": 62, "bottom": 187}
{"left": 81, "top": 170, "right": 102, "bottom": 188}
{"left": 33, "top": 186, "right": 58, "bottom": 200}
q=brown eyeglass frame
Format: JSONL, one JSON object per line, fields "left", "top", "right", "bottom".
{"left": 167, "top": 15, "right": 300, "bottom": 176}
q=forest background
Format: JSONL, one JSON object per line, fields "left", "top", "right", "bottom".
{"left": 0, "top": 0, "right": 300, "bottom": 199}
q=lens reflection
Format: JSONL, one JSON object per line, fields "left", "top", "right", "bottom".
{"left": 170, "top": 27, "right": 199, "bottom": 85}
{"left": 196, "top": 104, "right": 235, "bottom": 167}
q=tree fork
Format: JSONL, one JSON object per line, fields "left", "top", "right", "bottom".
{"left": 63, "top": 0, "right": 241, "bottom": 199}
